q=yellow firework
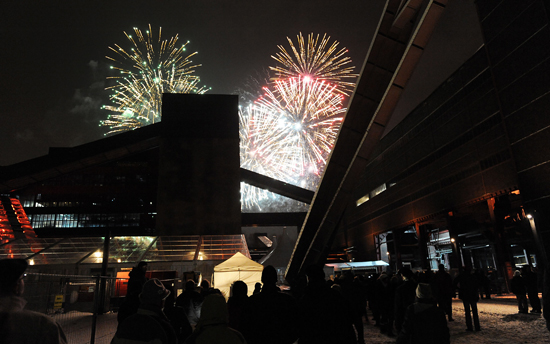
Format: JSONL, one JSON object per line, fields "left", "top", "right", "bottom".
{"left": 101, "top": 25, "right": 209, "bottom": 135}
{"left": 270, "top": 33, "right": 358, "bottom": 95}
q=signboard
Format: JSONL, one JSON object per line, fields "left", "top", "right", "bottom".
{"left": 53, "top": 295, "right": 64, "bottom": 310}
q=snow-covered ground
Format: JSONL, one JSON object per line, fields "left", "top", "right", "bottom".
{"left": 364, "top": 299, "right": 549, "bottom": 344}
{"left": 54, "top": 298, "right": 548, "bottom": 344}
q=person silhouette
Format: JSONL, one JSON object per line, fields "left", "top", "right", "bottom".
{"left": 454, "top": 266, "right": 481, "bottom": 331}
{"left": 397, "top": 283, "right": 449, "bottom": 344}
{"left": 0, "top": 259, "right": 67, "bottom": 344}
{"left": 184, "top": 294, "right": 246, "bottom": 344}
{"left": 112, "top": 278, "right": 177, "bottom": 344}
{"left": 241, "top": 265, "right": 298, "bottom": 344}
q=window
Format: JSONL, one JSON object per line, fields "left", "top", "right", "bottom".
{"left": 356, "top": 195, "right": 370, "bottom": 207}
{"left": 371, "top": 183, "right": 387, "bottom": 198}
{"left": 31, "top": 214, "right": 56, "bottom": 228}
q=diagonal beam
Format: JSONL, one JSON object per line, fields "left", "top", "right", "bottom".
{"left": 286, "top": 0, "right": 448, "bottom": 282}
{"left": 240, "top": 168, "right": 314, "bottom": 204}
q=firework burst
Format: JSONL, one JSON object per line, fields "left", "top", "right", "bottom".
{"left": 240, "top": 76, "right": 346, "bottom": 192}
{"left": 101, "top": 25, "right": 208, "bottom": 134}
{"left": 270, "top": 33, "right": 358, "bottom": 95}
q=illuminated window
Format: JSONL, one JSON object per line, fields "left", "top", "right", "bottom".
{"left": 31, "top": 214, "right": 56, "bottom": 228}
{"left": 356, "top": 195, "right": 370, "bottom": 207}
{"left": 371, "top": 183, "right": 387, "bottom": 197}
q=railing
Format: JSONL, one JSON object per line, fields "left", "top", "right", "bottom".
{"left": 23, "top": 273, "right": 121, "bottom": 344}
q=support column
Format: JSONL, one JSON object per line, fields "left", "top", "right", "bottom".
{"left": 488, "top": 197, "right": 513, "bottom": 292}
{"left": 392, "top": 228, "right": 403, "bottom": 271}
{"left": 98, "top": 232, "right": 110, "bottom": 314}
{"left": 415, "top": 223, "right": 429, "bottom": 270}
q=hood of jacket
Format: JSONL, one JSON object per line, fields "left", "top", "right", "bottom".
{"left": 196, "top": 294, "right": 228, "bottom": 328}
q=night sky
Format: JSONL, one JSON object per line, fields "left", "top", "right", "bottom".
{"left": 1, "top": 1, "right": 482, "bottom": 166}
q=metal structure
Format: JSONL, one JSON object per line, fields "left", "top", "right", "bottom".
{"left": 286, "top": 0, "right": 449, "bottom": 282}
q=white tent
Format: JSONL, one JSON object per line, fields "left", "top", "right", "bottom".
{"left": 213, "top": 252, "right": 264, "bottom": 299}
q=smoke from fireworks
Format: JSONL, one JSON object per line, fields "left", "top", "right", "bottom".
{"left": 270, "top": 33, "right": 358, "bottom": 95}
{"left": 101, "top": 25, "right": 208, "bottom": 134}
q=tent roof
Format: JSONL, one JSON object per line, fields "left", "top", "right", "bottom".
{"left": 214, "top": 252, "right": 264, "bottom": 272}
{"left": 325, "top": 260, "right": 389, "bottom": 271}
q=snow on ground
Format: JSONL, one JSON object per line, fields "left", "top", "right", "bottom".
{"left": 54, "top": 298, "right": 548, "bottom": 344}
{"left": 364, "top": 299, "right": 549, "bottom": 344}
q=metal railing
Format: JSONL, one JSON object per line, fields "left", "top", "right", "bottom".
{"left": 24, "top": 273, "right": 118, "bottom": 344}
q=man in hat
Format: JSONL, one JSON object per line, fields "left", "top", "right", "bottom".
{"left": 397, "top": 283, "right": 450, "bottom": 344}
{"left": 112, "top": 278, "right": 177, "bottom": 344}
{"left": 0, "top": 258, "right": 67, "bottom": 344}
{"left": 394, "top": 267, "right": 418, "bottom": 333}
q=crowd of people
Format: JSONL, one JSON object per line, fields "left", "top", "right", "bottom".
{"left": 111, "top": 262, "right": 457, "bottom": 344}
{"left": 0, "top": 257, "right": 548, "bottom": 344}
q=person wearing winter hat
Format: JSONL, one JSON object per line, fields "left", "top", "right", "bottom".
{"left": 184, "top": 294, "right": 246, "bottom": 344}
{"left": 0, "top": 258, "right": 67, "bottom": 344}
{"left": 396, "top": 283, "right": 450, "bottom": 344}
{"left": 511, "top": 270, "right": 528, "bottom": 314}
{"left": 112, "top": 278, "right": 177, "bottom": 344}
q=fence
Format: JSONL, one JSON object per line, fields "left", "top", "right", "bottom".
{"left": 24, "top": 273, "right": 119, "bottom": 344}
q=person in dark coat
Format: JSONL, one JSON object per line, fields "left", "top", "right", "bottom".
{"left": 297, "top": 264, "right": 356, "bottom": 344}
{"left": 521, "top": 265, "right": 542, "bottom": 313}
{"left": 184, "top": 294, "right": 246, "bottom": 344}
{"left": 375, "top": 272, "right": 395, "bottom": 336}
{"left": 127, "top": 261, "right": 148, "bottom": 295}
{"left": 176, "top": 280, "right": 204, "bottom": 327}
{"left": 396, "top": 283, "right": 450, "bottom": 344}
{"left": 453, "top": 266, "right": 481, "bottom": 331}
{"left": 510, "top": 270, "right": 528, "bottom": 314}
{"left": 366, "top": 273, "right": 380, "bottom": 326}
{"left": 227, "top": 280, "right": 248, "bottom": 333}
{"left": 394, "top": 267, "right": 418, "bottom": 332}
{"left": 433, "top": 264, "right": 454, "bottom": 321}
{"left": 252, "top": 282, "right": 262, "bottom": 295}
{"left": 478, "top": 269, "right": 492, "bottom": 299}
{"left": 112, "top": 278, "right": 177, "bottom": 344}
{"left": 241, "top": 265, "right": 298, "bottom": 344}
{"left": 339, "top": 271, "right": 366, "bottom": 344}
{"left": 0, "top": 259, "right": 68, "bottom": 344}
{"left": 117, "top": 261, "right": 149, "bottom": 327}
{"left": 200, "top": 279, "right": 221, "bottom": 298}
{"left": 163, "top": 285, "right": 193, "bottom": 343}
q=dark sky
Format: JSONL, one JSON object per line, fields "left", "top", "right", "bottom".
{"left": 0, "top": 0, "right": 482, "bottom": 166}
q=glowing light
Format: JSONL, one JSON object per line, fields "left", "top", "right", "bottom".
{"left": 101, "top": 24, "right": 208, "bottom": 135}
{"left": 239, "top": 76, "right": 346, "bottom": 202}
{"left": 270, "top": 32, "right": 358, "bottom": 95}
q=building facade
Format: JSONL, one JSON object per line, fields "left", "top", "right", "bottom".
{"left": 331, "top": 1, "right": 550, "bottom": 290}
